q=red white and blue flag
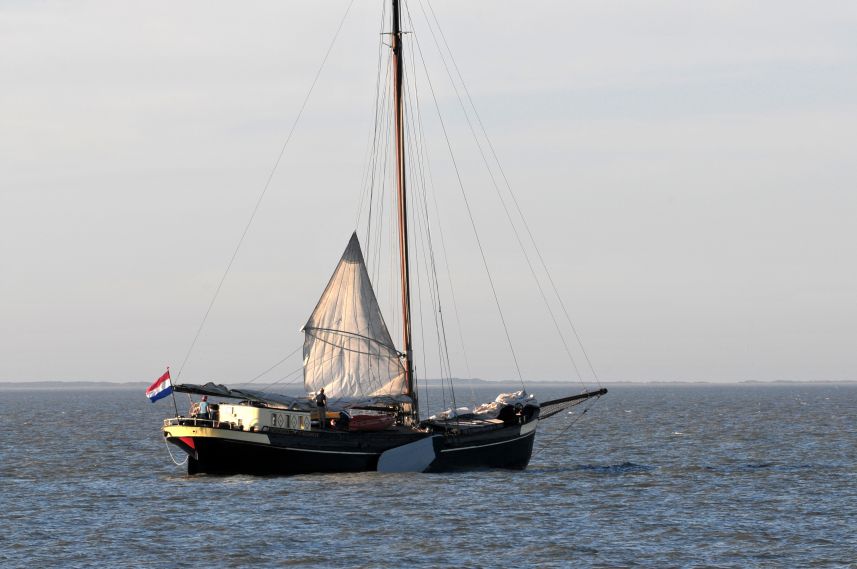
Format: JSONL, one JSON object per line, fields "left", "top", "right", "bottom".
{"left": 146, "top": 368, "right": 173, "bottom": 403}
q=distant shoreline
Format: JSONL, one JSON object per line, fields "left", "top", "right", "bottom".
{"left": 0, "top": 379, "right": 854, "bottom": 390}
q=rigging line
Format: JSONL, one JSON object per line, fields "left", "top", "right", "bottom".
{"left": 410, "top": 175, "right": 433, "bottom": 417}
{"left": 531, "top": 396, "right": 603, "bottom": 459}
{"left": 416, "top": 0, "right": 584, "bottom": 388}
{"left": 405, "top": 20, "right": 475, "bottom": 408}
{"left": 260, "top": 365, "right": 304, "bottom": 391}
{"left": 372, "top": 88, "right": 389, "bottom": 280}
{"left": 305, "top": 327, "right": 398, "bottom": 351}
{"left": 422, "top": 0, "right": 600, "bottom": 387}
{"left": 261, "top": 347, "right": 341, "bottom": 391}
{"left": 369, "top": 80, "right": 392, "bottom": 285}
{"left": 389, "top": 68, "right": 445, "bottom": 405}
{"left": 370, "top": 61, "right": 392, "bottom": 318}
{"left": 389, "top": 141, "right": 399, "bottom": 346}
{"left": 408, "top": 11, "right": 526, "bottom": 390}
{"left": 305, "top": 331, "right": 399, "bottom": 357}
{"left": 405, "top": 81, "right": 448, "bottom": 415}
{"left": 401, "top": 46, "right": 446, "bottom": 401}
{"left": 402, "top": 52, "right": 459, "bottom": 413}
{"left": 409, "top": 138, "right": 446, "bottom": 390}
{"left": 359, "top": 0, "right": 390, "bottom": 251}
{"left": 401, "top": 103, "right": 443, "bottom": 416}
{"left": 261, "top": 360, "right": 327, "bottom": 391}
{"left": 176, "top": 0, "right": 358, "bottom": 380}
{"left": 406, "top": 16, "right": 456, "bottom": 432}
{"left": 375, "top": 8, "right": 392, "bottom": 348}
{"left": 379, "top": 10, "right": 404, "bottom": 360}
{"left": 245, "top": 344, "right": 303, "bottom": 384}
{"left": 300, "top": 331, "right": 401, "bottom": 395}
{"left": 402, "top": 57, "right": 430, "bottom": 366}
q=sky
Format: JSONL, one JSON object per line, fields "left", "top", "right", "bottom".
{"left": 2, "top": 0, "right": 855, "bottom": 384}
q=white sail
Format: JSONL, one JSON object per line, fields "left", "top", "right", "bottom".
{"left": 302, "top": 233, "right": 407, "bottom": 400}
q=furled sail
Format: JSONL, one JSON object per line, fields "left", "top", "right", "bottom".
{"left": 302, "top": 233, "right": 407, "bottom": 400}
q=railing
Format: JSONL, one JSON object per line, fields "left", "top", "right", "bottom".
{"left": 163, "top": 417, "right": 219, "bottom": 428}
{"left": 163, "top": 416, "right": 304, "bottom": 433}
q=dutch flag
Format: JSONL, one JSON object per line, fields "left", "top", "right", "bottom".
{"left": 146, "top": 368, "right": 173, "bottom": 403}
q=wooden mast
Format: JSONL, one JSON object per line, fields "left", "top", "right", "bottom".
{"left": 391, "top": 0, "right": 416, "bottom": 419}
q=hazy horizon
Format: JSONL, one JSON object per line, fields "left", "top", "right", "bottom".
{"left": 2, "top": 378, "right": 855, "bottom": 388}
{"left": 2, "top": 1, "right": 855, "bottom": 384}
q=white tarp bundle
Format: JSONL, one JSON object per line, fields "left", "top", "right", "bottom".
{"left": 428, "top": 390, "right": 538, "bottom": 421}
{"left": 427, "top": 406, "right": 473, "bottom": 421}
{"left": 302, "top": 233, "right": 407, "bottom": 401}
{"left": 472, "top": 390, "right": 538, "bottom": 418}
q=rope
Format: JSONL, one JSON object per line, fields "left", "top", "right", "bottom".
{"left": 356, "top": 0, "right": 390, "bottom": 233}
{"left": 408, "top": 11, "right": 526, "bottom": 390}
{"left": 420, "top": 0, "right": 601, "bottom": 388}
{"left": 245, "top": 345, "right": 303, "bottom": 384}
{"left": 176, "top": 0, "right": 357, "bottom": 380}
{"left": 400, "top": 38, "right": 459, "bottom": 416}
{"left": 532, "top": 396, "right": 603, "bottom": 459}
{"left": 404, "top": 56, "right": 475, "bottom": 405}
{"left": 164, "top": 435, "right": 189, "bottom": 466}
{"left": 413, "top": 0, "right": 583, "bottom": 387}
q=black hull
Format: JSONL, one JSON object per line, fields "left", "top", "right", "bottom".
{"left": 165, "top": 420, "right": 537, "bottom": 475}
{"left": 429, "top": 428, "right": 535, "bottom": 472}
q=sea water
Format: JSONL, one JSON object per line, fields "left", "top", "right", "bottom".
{"left": 1, "top": 383, "right": 855, "bottom": 568}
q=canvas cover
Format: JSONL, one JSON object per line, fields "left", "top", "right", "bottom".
{"left": 428, "top": 390, "right": 538, "bottom": 421}
{"left": 302, "top": 233, "right": 407, "bottom": 401}
{"left": 172, "top": 382, "right": 409, "bottom": 411}
{"left": 172, "top": 382, "right": 310, "bottom": 409}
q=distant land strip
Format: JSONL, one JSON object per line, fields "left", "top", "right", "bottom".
{"left": 0, "top": 378, "right": 854, "bottom": 390}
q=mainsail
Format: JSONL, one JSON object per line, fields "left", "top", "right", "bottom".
{"left": 302, "top": 233, "right": 408, "bottom": 400}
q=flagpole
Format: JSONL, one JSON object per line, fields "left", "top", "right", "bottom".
{"left": 167, "top": 366, "right": 179, "bottom": 417}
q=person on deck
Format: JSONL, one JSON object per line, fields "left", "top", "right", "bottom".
{"left": 198, "top": 396, "right": 210, "bottom": 420}
{"left": 315, "top": 388, "right": 328, "bottom": 430}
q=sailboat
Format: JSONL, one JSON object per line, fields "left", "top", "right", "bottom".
{"left": 159, "top": 0, "right": 606, "bottom": 475}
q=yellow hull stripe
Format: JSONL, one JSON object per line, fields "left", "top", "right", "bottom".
{"left": 164, "top": 425, "right": 271, "bottom": 444}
